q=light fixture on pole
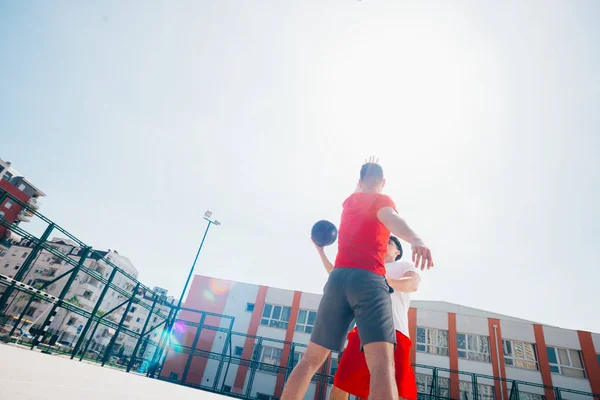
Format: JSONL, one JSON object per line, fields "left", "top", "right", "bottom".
{"left": 175, "top": 210, "right": 221, "bottom": 311}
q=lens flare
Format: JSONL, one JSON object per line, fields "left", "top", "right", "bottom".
{"left": 208, "top": 278, "right": 230, "bottom": 294}
{"left": 202, "top": 289, "right": 216, "bottom": 302}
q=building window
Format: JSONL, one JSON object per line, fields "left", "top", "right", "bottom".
{"left": 291, "top": 351, "right": 304, "bottom": 367}
{"left": 18, "top": 183, "right": 27, "bottom": 191}
{"left": 503, "top": 339, "right": 538, "bottom": 370}
{"left": 234, "top": 346, "right": 244, "bottom": 357}
{"left": 519, "top": 392, "right": 544, "bottom": 400}
{"left": 260, "top": 304, "right": 291, "bottom": 329}
{"left": 3, "top": 263, "right": 9, "bottom": 268}
{"left": 417, "top": 327, "right": 449, "bottom": 356}
{"left": 246, "top": 303, "right": 255, "bottom": 312}
{"left": 295, "top": 309, "right": 317, "bottom": 334}
{"left": 14, "top": 265, "right": 20, "bottom": 270}
{"left": 546, "top": 346, "right": 586, "bottom": 378}
{"left": 457, "top": 333, "right": 491, "bottom": 363}
{"left": 4, "top": 200, "right": 13, "bottom": 209}
{"left": 25, "top": 307, "right": 37, "bottom": 317}
{"left": 131, "top": 306, "right": 137, "bottom": 313}
{"left": 256, "top": 394, "right": 276, "bottom": 400}
{"left": 460, "top": 381, "right": 495, "bottom": 400}
{"left": 22, "top": 252, "right": 29, "bottom": 258}
{"left": 329, "top": 357, "right": 339, "bottom": 376}
{"left": 416, "top": 374, "right": 450, "bottom": 398}
{"left": 259, "top": 346, "right": 283, "bottom": 373}
{"left": 0, "top": 211, "right": 5, "bottom": 219}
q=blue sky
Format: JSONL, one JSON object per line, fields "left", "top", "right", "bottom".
{"left": 1, "top": 1, "right": 599, "bottom": 333}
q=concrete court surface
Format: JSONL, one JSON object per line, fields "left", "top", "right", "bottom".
{"left": 0, "top": 343, "right": 227, "bottom": 400}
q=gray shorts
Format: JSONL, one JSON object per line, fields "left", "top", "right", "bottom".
{"left": 310, "top": 267, "right": 396, "bottom": 352}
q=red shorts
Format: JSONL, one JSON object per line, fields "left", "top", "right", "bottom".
{"left": 333, "top": 328, "right": 417, "bottom": 400}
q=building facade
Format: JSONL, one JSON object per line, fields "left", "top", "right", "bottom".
{"left": 160, "top": 275, "right": 600, "bottom": 400}
{"left": 0, "top": 158, "right": 45, "bottom": 243}
{"left": 0, "top": 237, "right": 170, "bottom": 356}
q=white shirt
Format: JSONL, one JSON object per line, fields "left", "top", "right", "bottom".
{"left": 385, "top": 261, "right": 420, "bottom": 339}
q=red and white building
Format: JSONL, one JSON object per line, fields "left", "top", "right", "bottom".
{"left": 0, "top": 158, "right": 45, "bottom": 244}
{"left": 161, "top": 275, "right": 600, "bottom": 400}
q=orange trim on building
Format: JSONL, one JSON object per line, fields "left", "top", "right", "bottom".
{"left": 233, "top": 285, "right": 268, "bottom": 393}
{"left": 533, "top": 324, "right": 555, "bottom": 400}
{"left": 409, "top": 307, "right": 417, "bottom": 367}
{"left": 577, "top": 331, "right": 600, "bottom": 395}
{"left": 488, "top": 319, "right": 508, "bottom": 400}
{"left": 274, "top": 291, "right": 302, "bottom": 397}
{"left": 448, "top": 313, "right": 459, "bottom": 399}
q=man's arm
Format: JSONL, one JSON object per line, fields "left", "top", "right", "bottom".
{"left": 313, "top": 241, "right": 334, "bottom": 274}
{"left": 387, "top": 271, "right": 420, "bottom": 293}
{"left": 377, "top": 207, "right": 434, "bottom": 270}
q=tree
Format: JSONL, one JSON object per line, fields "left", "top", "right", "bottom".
{"left": 67, "top": 295, "right": 80, "bottom": 307}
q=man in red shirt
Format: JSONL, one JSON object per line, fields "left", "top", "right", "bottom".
{"left": 281, "top": 161, "right": 433, "bottom": 400}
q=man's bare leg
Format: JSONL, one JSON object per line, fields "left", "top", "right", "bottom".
{"left": 330, "top": 386, "right": 350, "bottom": 400}
{"left": 281, "top": 341, "right": 330, "bottom": 400}
{"left": 364, "top": 341, "right": 398, "bottom": 400}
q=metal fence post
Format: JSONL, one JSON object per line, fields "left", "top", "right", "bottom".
{"left": 0, "top": 223, "right": 55, "bottom": 311}
{"left": 245, "top": 337, "right": 263, "bottom": 398}
{"left": 212, "top": 330, "right": 232, "bottom": 391}
{"left": 181, "top": 312, "right": 207, "bottom": 384}
{"left": 102, "top": 282, "right": 139, "bottom": 366}
{"left": 31, "top": 247, "right": 91, "bottom": 349}
{"left": 147, "top": 300, "right": 176, "bottom": 378}
{"left": 510, "top": 381, "right": 519, "bottom": 400}
{"left": 126, "top": 294, "right": 158, "bottom": 373}
{"left": 71, "top": 266, "right": 118, "bottom": 359}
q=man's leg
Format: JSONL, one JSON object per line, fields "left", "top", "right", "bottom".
{"left": 282, "top": 269, "right": 354, "bottom": 400}
{"left": 281, "top": 341, "right": 330, "bottom": 400}
{"left": 330, "top": 386, "right": 350, "bottom": 400}
{"left": 347, "top": 269, "right": 398, "bottom": 400}
{"left": 363, "top": 342, "right": 398, "bottom": 400}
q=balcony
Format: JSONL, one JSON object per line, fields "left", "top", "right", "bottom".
{"left": 17, "top": 212, "right": 31, "bottom": 222}
{"left": 39, "top": 269, "right": 57, "bottom": 278}
{"left": 27, "top": 197, "right": 40, "bottom": 210}
{"left": 0, "top": 238, "right": 11, "bottom": 251}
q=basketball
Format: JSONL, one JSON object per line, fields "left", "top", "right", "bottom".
{"left": 311, "top": 220, "right": 338, "bottom": 247}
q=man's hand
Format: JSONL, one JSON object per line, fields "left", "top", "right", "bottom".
{"left": 311, "top": 238, "right": 325, "bottom": 253}
{"left": 412, "top": 244, "right": 434, "bottom": 270}
{"left": 365, "top": 155, "right": 379, "bottom": 164}
{"left": 312, "top": 238, "right": 334, "bottom": 273}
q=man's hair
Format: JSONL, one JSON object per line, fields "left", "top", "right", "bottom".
{"left": 360, "top": 163, "right": 384, "bottom": 188}
{"left": 389, "top": 236, "right": 403, "bottom": 261}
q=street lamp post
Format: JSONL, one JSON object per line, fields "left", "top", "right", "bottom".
{"left": 175, "top": 210, "right": 220, "bottom": 315}
{"left": 158, "top": 211, "right": 220, "bottom": 370}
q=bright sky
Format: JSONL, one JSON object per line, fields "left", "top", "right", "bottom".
{"left": 1, "top": 1, "right": 599, "bottom": 333}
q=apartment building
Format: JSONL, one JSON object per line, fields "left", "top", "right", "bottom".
{"left": 0, "top": 237, "right": 151, "bottom": 353}
{"left": 0, "top": 158, "right": 45, "bottom": 242}
{"left": 160, "top": 275, "right": 600, "bottom": 400}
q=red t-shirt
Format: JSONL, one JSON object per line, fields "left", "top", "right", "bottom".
{"left": 334, "top": 192, "right": 397, "bottom": 276}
